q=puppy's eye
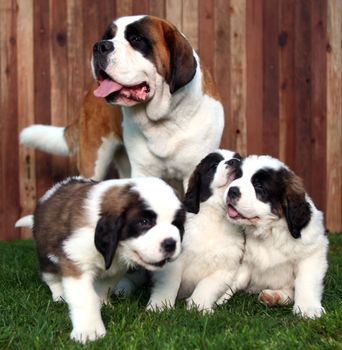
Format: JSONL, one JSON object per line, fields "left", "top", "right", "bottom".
{"left": 130, "top": 35, "right": 143, "bottom": 42}
{"left": 136, "top": 218, "right": 154, "bottom": 230}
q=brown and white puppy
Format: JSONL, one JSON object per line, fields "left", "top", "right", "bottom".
{"left": 19, "top": 15, "right": 224, "bottom": 187}
{"left": 16, "top": 176, "right": 185, "bottom": 343}
{"left": 217, "top": 155, "right": 328, "bottom": 319}
{"left": 148, "top": 150, "right": 245, "bottom": 312}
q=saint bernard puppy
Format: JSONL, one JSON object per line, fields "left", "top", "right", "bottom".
{"left": 147, "top": 150, "right": 245, "bottom": 312}
{"left": 217, "top": 155, "right": 328, "bottom": 319}
{"left": 16, "top": 176, "right": 185, "bottom": 343}
{"left": 19, "top": 15, "right": 224, "bottom": 186}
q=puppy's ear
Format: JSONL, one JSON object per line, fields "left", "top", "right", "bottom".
{"left": 183, "top": 170, "right": 201, "bottom": 214}
{"left": 283, "top": 173, "right": 311, "bottom": 239}
{"left": 94, "top": 214, "right": 125, "bottom": 269}
{"left": 163, "top": 22, "right": 197, "bottom": 93}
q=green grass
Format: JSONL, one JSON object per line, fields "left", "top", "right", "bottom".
{"left": 1, "top": 235, "right": 342, "bottom": 350}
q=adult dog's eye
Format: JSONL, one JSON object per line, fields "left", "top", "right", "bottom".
{"left": 136, "top": 218, "right": 154, "bottom": 230}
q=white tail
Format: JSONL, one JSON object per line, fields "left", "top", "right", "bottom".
{"left": 15, "top": 215, "right": 34, "bottom": 229}
{"left": 20, "top": 125, "right": 69, "bottom": 156}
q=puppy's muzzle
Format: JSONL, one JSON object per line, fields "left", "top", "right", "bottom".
{"left": 227, "top": 186, "right": 241, "bottom": 201}
{"left": 161, "top": 238, "right": 177, "bottom": 254}
{"left": 93, "top": 40, "right": 114, "bottom": 56}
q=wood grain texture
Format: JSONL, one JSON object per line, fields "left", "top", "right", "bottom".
{"left": 17, "top": 0, "right": 36, "bottom": 238}
{"left": 0, "top": 0, "right": 341, "bottom": 239}
{"left": 0, "top": 0, "right": 20, "bottom": 240}
{"left": 246, "top": 0, "right": 263, "bottom": 155}
{"left": 327, "top": 0, "right": 342, "bottom": 231}
{"left": 229, "top": 0, "right": 247, "bottom": 155}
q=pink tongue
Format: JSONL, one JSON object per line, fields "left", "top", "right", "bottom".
{"left": 94, "top": 79, "right": 123, "bottom": 97}
{"left": 228, "top": 205, "right": 240, "bottom": 218}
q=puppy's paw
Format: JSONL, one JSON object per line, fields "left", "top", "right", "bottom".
{"left": 293, "top": 304, "right": 325, "bottom": 319}
{"left": 186, "top": 298, "right": 214, "bottom": 314}
{"left": 146, "top": 300, "right": 174, "bottom": 312}
{"left": 70, "top": 324, "right": 106, "bottom": 343}
{"left": 258, "top": 289, "right": 292, "bottom": 306}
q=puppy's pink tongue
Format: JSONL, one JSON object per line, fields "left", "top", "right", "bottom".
{"left": 94, "top": 79, "right": 123, "bottom": 97}
{"left": 228, "top": 205, "right": 239, "bottom": 218}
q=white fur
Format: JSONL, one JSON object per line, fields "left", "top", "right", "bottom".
{"left": 92, "top": 16, "right": 224, "bottom": 185}
{"left": 15, "top": 215, "right": 33, "bottom": 228}
{"left": 20, "top": 125, "right": 69, "bottom": 155}
{"left": 148, "top": 150, "right": 244, "bottom": 312}
{"left": 218, "top": 155, "right": 329, "bottom": 319}
{"left": 34, "top": 177, "right": 183, "bottom": 342}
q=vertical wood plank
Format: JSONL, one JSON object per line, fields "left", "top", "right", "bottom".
{"left": 49, "top": 0, "right": 70, "bottom": 184}
{"left": 198, "top": 0, "right": 214, "bottom": 74}
{"left": 246, "top": 0, "right": 263, "bottom": 155}
{"left": 149, "top": 0, "right": 166, "bottom": 18}
{"left": 34, "top": 0, "right": 53, "bottom": 199}
{"left": 97, "top": 1, "right": 116, "bottom": 30}
{"left": 326, "top": 0, "right": 342, "bottom": 232}
{"left": 310, "top": 0, "right": 327, "bottom": 213}
{"left": 17, "top": 0, "right": 36, "bottom": 239}
{"left": 132, "top": 0, "right": 149, "bottom": 15}
{"left": 0, "top": 0, "right": 20, "bottom": 240}
{"left": 67, "top": 0, "right": 84, "bottom": 143}
{"left": 214, "top": 0, "right": 231, "bottom": 149}
{"left": 166, "top": 0, "right": 183, "bottom": 31}
{"left": 262, "top": 0, "right": 279, "bottom": 157}
{"left": 116, "top": 0, "right": 133, "bottom": 18}
{"left": 82, "top": 0, "right": 99, "bottom": 90}
{"left": 279, "top": 0, "right": 295, "bottom": 168}
{"left": 229, "top": 0, "right": 247, "bottom": 154}
{"left": 182, "top": 0, "right": 198, "bottom": 51}
{"left": 294, "top": 0, "right": 312, "bottom": 191}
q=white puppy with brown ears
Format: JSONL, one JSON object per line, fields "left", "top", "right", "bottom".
{"left": 147, "top": 150, "right": 245, "bottom": 312}
{"left": 218, "top": 155, "right": 329, "bottom": 318}
{"left": 16, "top": 176, "right": 185, "bottom": 343}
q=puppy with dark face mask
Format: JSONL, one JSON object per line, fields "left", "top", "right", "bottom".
{"left": 218, "top": 155, "right": 328, "bottom": 319}
{"left": 16, "top": 176, "right": 185, "bottom": 343}
{"left": 147, "top": 150, "right": 244, "bottom": 312}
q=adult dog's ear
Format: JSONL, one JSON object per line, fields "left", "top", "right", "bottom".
{"left": 163, "top": 22, "right": 197, "bottom": 93}
{"left": 283, "top": 173, "right": 311, "bottom": 239}
{"left": 94, "top": 214, "right": 125, "bottom": 269}
{"left": 183, "top": 170, "right": 201, "bottom": 214}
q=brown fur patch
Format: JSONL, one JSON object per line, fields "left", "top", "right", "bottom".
{"left": 33, "top": 179, "right": 95, "bottom": 274}
{"left": 79, "top": 81, "right": 123, "bottom": 177}
{"left": 100, "top": 184, "right": 134, "bottom": 217}
{"left": 60, "top": 256, "right": 81, "bottom": 277}
{"left": 202, "top": 65, "right": 221, "bottom": 101}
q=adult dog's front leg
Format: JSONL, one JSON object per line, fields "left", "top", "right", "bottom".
{"left": 62, "top": 273, "right": 106, "bottom": 343}
{"left": 187, "top": 270, "right": 236, "bottom": 312}
{"left": 293, "top": 251, "right": 328, "bottom": 319}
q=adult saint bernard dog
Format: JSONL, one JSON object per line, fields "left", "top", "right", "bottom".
{"left": 147, "top": 150, "right": 245, "bottom": 312}
{"left": 20, "top": 15, "right": 224, "bottom": 187}
{"left": 217, "top": 155, "right": 328, "bottom": 319}
{"left": 16, "top": 176, "right": 185, "bottom": 343}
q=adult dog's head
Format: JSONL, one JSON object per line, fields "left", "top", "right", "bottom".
{"left": 92, "top": 15, "right": 197, "bottom": 106}
{"left": 225, "top": 155, "right": 312, "bottom": 238}
{"left": 184, "top": 150, "right": 242, "bottom": 214}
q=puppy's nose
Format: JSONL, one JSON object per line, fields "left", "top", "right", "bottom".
{"left": 93, "top": 40, "right": 114, "bottom": 55}
{"left": 226, "top": 158, "right": 240, "bottom": 167}
{"left": 161, "top": 238, "right": 176, "bottom": 253}
{"left": 228, "top": 186, "right": 241, "bottom": 200}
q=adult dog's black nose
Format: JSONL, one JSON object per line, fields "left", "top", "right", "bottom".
{"left": 228, "top": 186, "right": 241, "bottom": 200}
{"left": 93, "top": 40, "right": 114, "bottom": 55}
{"left": 161, "top": 238, "right": 176, "bottom": 253}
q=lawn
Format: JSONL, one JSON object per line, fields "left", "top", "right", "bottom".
{"left": 0, "top": 234, "right": 341, "bottom": 350}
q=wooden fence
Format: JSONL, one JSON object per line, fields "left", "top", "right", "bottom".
{"left": 0, "top": 0, "right": 341, "bottom": 240}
